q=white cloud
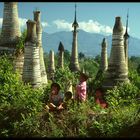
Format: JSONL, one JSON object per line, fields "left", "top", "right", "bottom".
{"left": 53, "top": 19, "right": 113, "bottom": 35}
{"left": 53, "top": 19, "right": 130, "bottom": 35}
{"left": 19, "top": 18, "right": 27, "bottom": 28}
{"left": 123, "top": 26, "right": 130, "bottom": 35}
{"left": 41, "top": 22, "right": 49, "bottom": 27}
{"left": 0, "top": 17, "right": 48, "bottom": 29}
{"left": 0, "top": 17, "right": 129, "bottom": 35}
{"left": 18, "top": 18, "right": 49, "bottom": 29}
{"left": 53, "top": 19, "right": 72, "bottom": 31}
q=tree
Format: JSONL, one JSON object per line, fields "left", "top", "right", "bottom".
{"left": 129, "top": 56, "right": 140, "bottom": 71}
{"left": 78, "top": 52, "right": 85, "bottom": 60}
{"left": 64, "top": 49, "right": 70, "bottom": 65}
{"left": 94, "top": 54, "right": 101, "bottom": 65}
{"left": 137, "top": 64, "right": 140, "bottom": 76}
{"left": 15, "top": 29, "right": 27, "bottom": 56}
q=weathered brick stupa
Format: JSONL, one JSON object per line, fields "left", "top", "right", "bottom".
{"left": 0, "top": 2, "right": 25, "bottom": 79}
{"left": 22, "top": 20, "right": 41, "bottom": 88}
{"left": 100, "top": 38, "right": 108, "bottom": 72}
{"left": 69, "top": 4, "right": 80, "bottom": 72}
{"left": 34, "top": 10, "right": 48, "bottom": 85}
{"left": 58, "top": 41, "right": 64, "bottom": 69}
{"left": 102, "top": 17, "right": 129, "bottom": 90}
{"left": 0, "top": 2, "right": 21, "bottom": 54}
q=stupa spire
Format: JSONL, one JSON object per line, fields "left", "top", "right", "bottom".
{"left": 69, "top": 3, "right": 80, "bottom": 72}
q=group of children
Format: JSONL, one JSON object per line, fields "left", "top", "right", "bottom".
{"left": 45, "top": 72, "right": 108, "bottom": 112}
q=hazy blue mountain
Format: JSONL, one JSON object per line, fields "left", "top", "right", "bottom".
{"left": 42, "top": 29, "right": 140, "bottom": 57}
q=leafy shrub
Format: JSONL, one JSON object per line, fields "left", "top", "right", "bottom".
{"left": 39, "top": 100, "right": 96, "bottom": 137}
{"left": 88, "top": 82, "right": 140, "bottom": 137}
{"left": 0, "top": 56, "right": 44, "bottom": 137}
{"left": 90, "top": 102, "right": 140, "bottom": 137}
{"left": 105, "top": 82, "right": 139, "bottom": 107}
{"left": 129, "top": 70, "right": 140, "bottom": 89}
{"left": 15, "top": 29, "right": 27, "bottom": 56}
{"left": 0, "top": 54, "right": 140, "bottom": 137}
{"left": 54, "top": 66, "right": 79, "bottom": 93}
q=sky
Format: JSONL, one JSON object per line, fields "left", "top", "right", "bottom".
{"left": 0, "top": 2, "right": 140, "bottom": 39}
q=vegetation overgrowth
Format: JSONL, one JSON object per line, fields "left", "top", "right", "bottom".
{"left": 0, "top": 31, "right": 140, "bottom": 137}
{"left": 0, "top": 53, "right": 140, "bottom": 137}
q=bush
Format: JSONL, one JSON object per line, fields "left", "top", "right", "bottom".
{"left": 54, "top": 66, "right": 79, "bottom": 93}
{"left": 39, "top": 100, "right": 97, "bottom": 137}
{"left": 0, "top": 56, "right": 44, "bottom": 137}
{"left": 129, "top": 70, "right": 140, "bottom": 89}
{"left": 15, "top": 29, "right": 27, "bottom": 56}
{"left": 0, "top": 55, "right": 139, "bottom": 137}
{"left": 105, "top": 82, "right": 139, "bottom": 107}
{"left": 89, "top": 102, "right": 140, "bottom": 137}
{"left": 88, "top": 82, "right": 140, "bottom": 137}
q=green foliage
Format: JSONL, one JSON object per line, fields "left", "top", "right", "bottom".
{"left": 0, "top": 55, "right": 17, "bottom": 86}
{"left": 39, "top": 100, "right": 96, "bottom": 137}
{"left": 15, "top": 29, "right": 27, "bottom": 56}
{"left": 90, "top": 102, "right": 140, "bottom": 137}
{"left": 129, "top": 70, "right": 140, "bottom": 89}
{"left": 42, "top": 81, "right": 52, "bottom": 104}
{"left": 64, "top": 49, "right": 71, "bottom": 67}
{"left": 54, "top": 66, "right": 79, "bottom": 93}
{"left": 79, "top": 52, "right": 85, "bottom": 60}
{"left": 93, "top": 70, "right": 105, "bottom": 91}
{"left": 88, "top": 82, "right": 140, "bottom": 137}
{"left": 94, "top": 55, "right": 101, "bottom": 65}
{"left": 80, "top": 57, "right": 99, "bottom": 78}
{"left": 0, "top": 56, "right": 44, "bottom": 137}
{"left": 137, "top": 63, "right": 140, "bottom": 77}
{"left": 128, "top": 56, "right": 140, "bottom": 71}
{"left": 105, "top": 82, "right": 139, "bottom": 107}
{"left": 0, "top": 52, "right": 140, "bottom": 137}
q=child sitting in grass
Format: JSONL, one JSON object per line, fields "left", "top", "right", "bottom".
{"left": 45, "top": 82, "right": 64, "bottom": 112}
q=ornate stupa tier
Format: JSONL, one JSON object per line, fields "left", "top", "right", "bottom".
{"left": 34, "top": 10, "right": 48, "bottom": 85}
{"left": 25, "top": 20, "right": 37, "bottom": 43}
{"left": 102, "top": 17, "right": 129, "bottom": 90}
{"left": 0, "top": 2, "right": 21, "bottom": 47}
{"left": 69, "top": 4, "right": 80, "bottom": 72}
{"left": 69, "top": 30, "right": 80, "bottom": 71}
{"left": 34, "top": 10, "right": 42, "bottom": 45}
{"left": 72, "top": 4, "right": 79, "bottom": 29}
{"left": 22, "top": 20, "right": 41, "bottom": 88}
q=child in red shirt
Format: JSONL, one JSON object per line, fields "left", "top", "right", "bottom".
{"left": 95, "top": 88, "right": 108, "bottom": 108}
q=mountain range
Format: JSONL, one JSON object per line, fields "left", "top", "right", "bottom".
{"left": 0, "top": 28, "right": 139, "bottom": 57}
{"left": 42, "top": 29, "right": 140, "bottom": 57}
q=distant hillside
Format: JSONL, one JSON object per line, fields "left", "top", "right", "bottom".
{"left": 41, "top": 29, "right": 140, "bottom": 57}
